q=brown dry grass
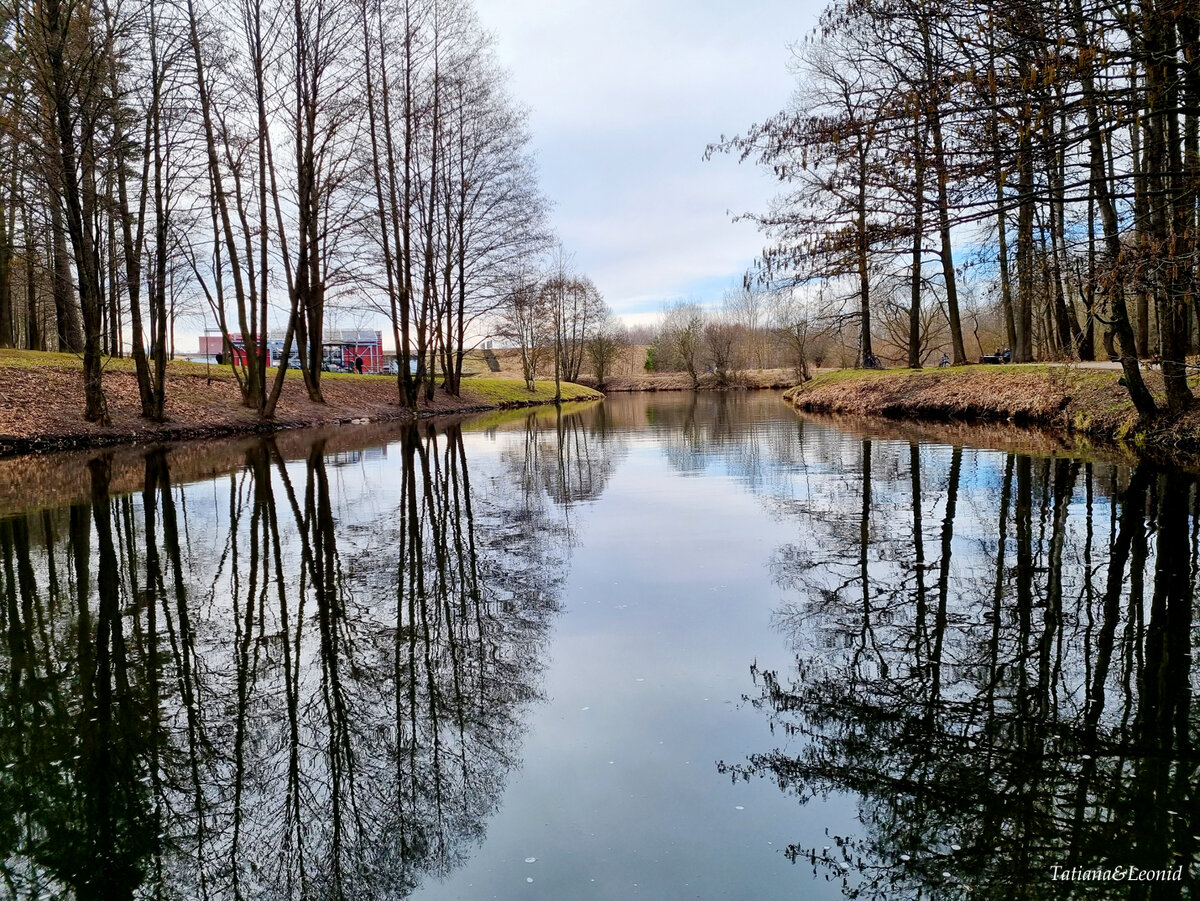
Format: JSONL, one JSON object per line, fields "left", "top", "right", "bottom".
{"left": 0, "top": 349, "right": 598, "bottom": 457}
{"left": 464, "top": 344, "right": 652, "bottom": 381}
{"left": 784, "top": 363, "right": 1200, "bottom": 459}
{"left": 463, "top": 346, "right": 805, "bottom": 392}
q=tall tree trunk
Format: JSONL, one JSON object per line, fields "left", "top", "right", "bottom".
{"left": 856, "top": 140, "right": 873, "bottom": 366}
{"left": 48, "top": 188, "right": 83, "bottom": 352}
{"left": 102, "top": 0, "right": 156, "bottom": 417}
{"left": 1015, "top": 127, "right": 1036, "bottom": 363}
{"left": 292, "top": 0, "right": 325, "bottom": 405}
{"left": 1047, "top": 111, "right": 1083, "bottom": 357}
{"left": 1130, "top": 78, "right": 1152, "bottom": 358}
{"left": 1142, "top": 0, "right": 1193, "bottom": 412}
{"left": 146, "top": 0, "right": 169, "bottom": 420}
{"left": 400, "top": 0, "right": 417, "bottom": 408}
{"left": 361, "top": 0, "right": 412, "bottom": 408}
{"left": 908, "top": 115, "right": 925, "bottom": 369}
{"left": 0, "top": 195, "right": 13, "bottom": 348}
{"left": 39, "top": 0, "right": 110, "bottom": 422}
{"left": 1069, "top": 0, "right": 1156, "bottom": 417}
{"left": 929, "top": 109, "right": 965, "bottom": 364}
{"left": 1079, "top": 187, "right": 1096, "bottom": 361}
{"left": 184, "top": 0, "right": 262, "bottom": 412}
{"left": 23, "top": 205, "right": 41, "bottom": 351}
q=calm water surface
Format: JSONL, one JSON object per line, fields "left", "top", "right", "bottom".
{"left": 0, "top": 392, "right": 1195, "bottom": 899}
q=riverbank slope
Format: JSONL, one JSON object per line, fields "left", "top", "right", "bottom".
{"left": 0, "top": 349, "right": 601, "bottom": 457}
{"left": 784, "top": 364, "right": 1200, "bottom": 455}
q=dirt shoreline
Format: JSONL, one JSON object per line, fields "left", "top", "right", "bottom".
{"left": 784, "top": 364, "right": 1200, "bottom": 464}
{"left": 14, "top": 352, "right": 1195, "bottom": 467}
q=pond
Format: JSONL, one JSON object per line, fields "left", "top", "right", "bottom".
{"left": 0, "top": 392, "right": 1194, "bottom": 899}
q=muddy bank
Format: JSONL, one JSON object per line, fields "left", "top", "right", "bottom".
{"left": 0, "top": 350, "right": 600, "bottom": 458}
{"left": 783, "top": 365, "right": 1200, "bottom": 460}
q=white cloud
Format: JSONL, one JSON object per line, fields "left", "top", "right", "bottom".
{"left": 474, "top": 0, "right": 825, "bottom": 314}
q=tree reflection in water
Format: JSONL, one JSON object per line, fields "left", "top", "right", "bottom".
{"left": 0, "top": 417, "right": 592, "bottom": 900}
{"left": 729, "top": 444, "right": 1198, "bottom": 899}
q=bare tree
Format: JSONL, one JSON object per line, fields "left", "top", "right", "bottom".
{"left": 769, "top": 288, "right": 821, "bottom": 379}
{"left": 497, "top": 275, "right": 548, "bottom": 391}
{"left": 724, "top": 288, "right": 766, "bottom": 369}
{"left": 28, "top": 0, "right": 116, "bottom": 422}
{"left": 586, "top": 314, "right": 626, "bottom": 389}
{"left": 703, "top": 313, "right": 740, "bottom": 383}
{"left": 661, "top": 300, "right": 705, "bottom": 388}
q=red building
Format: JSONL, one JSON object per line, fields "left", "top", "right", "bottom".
{"left": 198, "top": 331, "right": 271, "bottom": 367}
{"left": 198, "top": 329, "right": 385, "bottom": 373}
{"left": 326, "top": 329, "right": 385, "bottom": 373}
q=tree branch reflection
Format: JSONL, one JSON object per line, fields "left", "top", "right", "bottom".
{"left": 732, "top": 449, "right": 1199, "bottom": 899}
{"left": 0, "top": 412, "right": 606, "bottom": 899}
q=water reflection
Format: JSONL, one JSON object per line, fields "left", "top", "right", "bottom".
{"left": 4, "top": 394, "right": 1199, "bottom": 899}
{"left": 0, "top": 414, "right": 602, "bottom": 899}
{"left": 728, "top": 442, "right": 1199, "bottom": 898}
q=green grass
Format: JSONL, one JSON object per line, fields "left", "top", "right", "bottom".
{"left": 0, "top": 347, "right": 144, "bottom": 372}
{"left": 0, "top": 348, "right": 265, "bottom": 378}
{"left": 460, "top": 399, "right": 604, "bottom": 431}
{"left": 799, "top": 362, "right": 1120, "bottom": 390}
{"left": 460, "top": 377, "right": 602, "bottom": 405}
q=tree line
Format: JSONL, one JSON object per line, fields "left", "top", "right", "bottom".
{"left": 0, "top": 0, "right": 552, "bottom": 422}
{"left": 710, "top": 0, "right": 1199, "bottom": 418}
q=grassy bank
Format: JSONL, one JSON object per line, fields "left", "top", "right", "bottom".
{"left": 0, "top": 349, "right": 601, "bottom": 457}
{"left": 784, "top": 364, "right": 1200, "bottom": 457}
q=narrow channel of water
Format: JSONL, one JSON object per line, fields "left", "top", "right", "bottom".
{"left": 0, "top": 391, "right": 1194, "bottom": 899}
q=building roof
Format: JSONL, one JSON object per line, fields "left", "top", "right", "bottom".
{"left": 204, "top": 328, "right": 382, "bottom": 345}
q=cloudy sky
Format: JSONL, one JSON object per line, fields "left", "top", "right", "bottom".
{"left": 472, "top": 0, "right": 826, "bottom": 326}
